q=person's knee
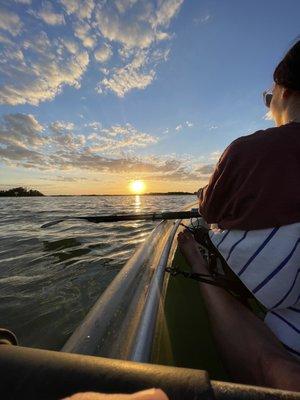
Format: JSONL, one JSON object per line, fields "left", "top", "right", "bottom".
{"left": 260, "top": 348, "right": 300, "bottom": 389}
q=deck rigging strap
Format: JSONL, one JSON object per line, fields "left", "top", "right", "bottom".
{"left": 165, "top": 222, "right": 253, "bottom": 302}
{"left": 164, "top": 266, "right": 236, "bottom": 291}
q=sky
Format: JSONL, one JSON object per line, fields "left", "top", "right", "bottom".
{"left": 0, "top": 0, "right": 299, "bottom": 195}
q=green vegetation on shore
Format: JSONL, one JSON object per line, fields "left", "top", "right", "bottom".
{"left": 0, "top": 187, "right": 44, "bottom": 197}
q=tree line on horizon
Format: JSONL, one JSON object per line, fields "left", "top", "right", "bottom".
{"left": 0, "top": 187, "right": 44, "bottom": 197}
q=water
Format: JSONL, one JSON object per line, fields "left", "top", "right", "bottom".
{"left": 0, "top": 195, "right": 194, "bottom": 351}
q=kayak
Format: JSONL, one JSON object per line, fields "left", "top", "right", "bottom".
{"left": 0, "top": 204, "right": 299, "bottom": 399}
{"left": 61, "top": 203, "right": 228, "bottom": 378}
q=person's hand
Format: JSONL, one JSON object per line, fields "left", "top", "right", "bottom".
{"left": 63, "top": 388, "right": 168, "bottom": 400}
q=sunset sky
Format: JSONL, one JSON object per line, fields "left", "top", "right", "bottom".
{"left": 0, "top": 0, "right": 300, "bottom": 195}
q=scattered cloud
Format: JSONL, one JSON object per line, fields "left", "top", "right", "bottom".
{"left": 209, "top": 150, "right": 222, "bottom": 162}
{"left": 194, "top": 13, "right": 211, "bottom": 25}
{"left": 115, "top": 0, "right": 138, "bottom": 14}
{"left": 0, "top": 113, "right": 44, "bottom": 148}
{"left": 14, "top": 0, "right": 31, "bottom": 3}
{"left": 209, "top": 125, "right": 218, "bottom": 130}
{"left": 85, "top": 121, "right": 102, "bottom": 131}
{"left": 175, "top": 121, "right": 194, "bottom": 132}
{"left": 60, "top": 0, "right": 95, "bottom": 20}
{"left": 0, "top": 113, "right": 213, "bottom": 184}
{"left": 0, "top": 0, "right": 184, "bottom": 104}
{"left": 154, "top": 0, "right": 184, "bottom": 28}
{"left": 33, "top": 1, "right": 65, "bottom": 25}
{"left": 74, "top": 20, "right": 96, "bottom": 48}
{"left": 94, "top": 43, "right": 113, "bottom": 63}
{"left": 0, "top": 33, "right": 14, "bottom": 45}
{"left": 97, "top": 50, "right": 156, "bottom": 97}
{"left": 94, "top": 4, "right": 154, "bottom": 49}
{"left": 0, "top": 30, "right": 89, "bottom": 105}
{"left": 61, "top": 38, "right": 79, "bottom": 55}
{"left": 0, "top": 8, "right": 23, "bottom": 36}
{"left": 49, "top": 121, "right": 75, "bottom": 133}
{"left": 196, "top": 164, "right": 214, "bottom": 175}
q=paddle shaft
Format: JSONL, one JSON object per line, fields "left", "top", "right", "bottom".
{"left": 41, "top": 210, "right": 200, "bottom": 228}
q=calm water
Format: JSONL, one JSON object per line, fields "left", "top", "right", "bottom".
{"left": 0, "top": 195, "right": 194, "bottom": 350}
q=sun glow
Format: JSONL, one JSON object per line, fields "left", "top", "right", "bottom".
{"left": 130, "top": 180, "right": 146, "bottom": 194}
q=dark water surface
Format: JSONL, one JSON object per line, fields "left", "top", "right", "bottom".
{"left": 0, "top": 195, "right": 193, "bottom": 350}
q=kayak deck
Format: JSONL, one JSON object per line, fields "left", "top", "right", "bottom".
{"left": 151, "top": 243, "right": 228, "bottom": 381}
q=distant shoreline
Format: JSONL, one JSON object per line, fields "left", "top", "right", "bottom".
{"left": 0, "top": 192, "right": 196, "bottom": 197}
{"left": 0, "top": 187, "right": 197, "bottom": 197}
{"left": 49, "top": 192, "right": 196, "bottom": 197}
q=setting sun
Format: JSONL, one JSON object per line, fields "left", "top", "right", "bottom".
{"left": 129, "top": 180, "right": 146, "bottom": 194}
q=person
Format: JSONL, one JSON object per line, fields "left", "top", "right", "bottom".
{"left": 177, "top": 229, "right": 300, "bottom": 390}
{"left": 192, "top": 39, "right": 300, "bottom": 360}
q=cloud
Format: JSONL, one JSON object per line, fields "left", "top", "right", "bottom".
{"left": 0, "top": 113, "right": 213, "bottom": 184}
{"left": 98, "top": 50, "right": 156, "bottom": 96}
{"left": 34, "top": 1, "right": 65, "bottom": 25}
{"left": 74, "top": 21, "right": 96, "bottom": 48}
{"left": 94, "top": 4, "right": 155, "bottom": 49}
{"left": 196, "top": 164, "right": 214, "bottom": 175}
{"left": 94, "top": 43, "right": 113, "bottom": 63}
{"left": 0, "top": 113, "right": 44, "bottom": 148}
{"left": 209, "top": 150, "right": 222, "bottom": 162}
{"left": 60, "top": 0, "right": 95, "bottom": 19}
{"left": 99, "top": 66, "right": 154, "bottom": 97}
{"left": 154, "top": 0, "right": 184, "bottom": 27}
{"left": 0, "top": 0, "right": 184, "bottom": 104}
{"left": 85, "top": 121, "right": 102, "bottom": 131}
{"left": 61, "top": 38, "right": 79, "bottom": 55}
{"left": 94, "top": 0, "right": 183, "bottom": 50}
{"left": 174, "top": 121, "right": 193, "bottom": 132}
{"left": 49, "top": 121, "right": 75, "bottom": 133}
{"left": 194, "top": 14, "right": 211, "bottom": 25}
{"left": 84, "top": 123, "right": 159, "bottom": 155}
{"left": 93, "top": 0, "right": 183, "bottom": 96}
{"left": 115, "top": 0, "right": 138, "bottom": 14}
{"left": 0, "top": 33, "right": 14, "bottom": 45}
{"left": 14, "top": 0, "right": 31, "bottom": 4}
{"left": 0, "top": 8, "right": 23, "bottom": 36}
{"left": 0, "top": 31, "right": 89, "bottom": 105}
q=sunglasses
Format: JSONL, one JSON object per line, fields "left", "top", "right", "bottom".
{"left": 263, "top": 90, "right": 273, "bottom": 108}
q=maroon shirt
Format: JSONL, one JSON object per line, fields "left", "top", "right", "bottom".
{"left": 199, "top": 122, "right": 300, "bottom": 230}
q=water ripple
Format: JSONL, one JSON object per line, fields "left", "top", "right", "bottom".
{"left": 0, "top": 195, "right": 193, "bottom": 350}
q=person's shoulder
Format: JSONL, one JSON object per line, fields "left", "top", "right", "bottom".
{"left": 234, "top": 126, "right": 279, "bottom": 145}
{"left": 226, "top": 126, "right": 283, "bottom": 156}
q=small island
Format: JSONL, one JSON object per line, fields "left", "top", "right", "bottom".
{"left": 0, "top": 187, "right": 44, "bottom": 197}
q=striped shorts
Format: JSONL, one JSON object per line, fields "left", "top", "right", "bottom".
{"left": 209, "top": 223, "right": 300, "bottom": 359}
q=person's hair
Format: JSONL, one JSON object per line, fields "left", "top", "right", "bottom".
{"left": 273, "top": 39, "right": 300, "bottom": 91}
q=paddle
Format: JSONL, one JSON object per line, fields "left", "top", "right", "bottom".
{"left": 41, "top": 210, "right": 200, "bottom": 228}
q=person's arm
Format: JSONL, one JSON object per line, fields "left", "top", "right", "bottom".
{"left": 178, "top": 230, "right": 300, "bottom": 391}
{"left": 198, "top": 142, "right": 241, "bottom": 224}
{"left": 63, "top": 388, "right": 168, "bottom": 400}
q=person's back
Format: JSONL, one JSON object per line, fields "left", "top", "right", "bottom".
{"left": 201, "top": 122, "right": 300, "bottom": 230}
{"left": 198, "top": 39, "right": 300, "bottom": 359}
